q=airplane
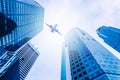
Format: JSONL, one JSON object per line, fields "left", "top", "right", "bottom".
{"left": 45, "top": 23, "right": 62, "bottom": 35}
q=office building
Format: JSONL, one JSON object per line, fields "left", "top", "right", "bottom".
{"left": 0, "top": 42, "right": 40, "bottom": 80}
{"left": 0, "top": 0, "right": 44, "bottom": 51}
{"left": 0, "top": 0, "right": 44, "bottom": 79}
{"left": 61, "top": 27, "right": 120, "bottom": 80}
{"left": 16, "top": 42, "right": 40, "bottom": 80}
{"left": 61, "top": 43, "right": 67, "bottom": 80}
{"left": 0, "top": 47, "right": 19, "bottom": 80}
{"left": 97, "top": 26, "right": 120, "bottom": 53}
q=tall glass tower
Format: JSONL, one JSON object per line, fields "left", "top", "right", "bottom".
{"left": 61, "top": 43, "right": 67, "bottom": 80}
{"left": 0, "top": 0, "right": 44, "bottom": 79}
{"left": 0, "top": 0, "right": 44, "bottom": 51}
{"left": 97, "top": 26, "right": 120, "bottom": 53}
{"left": 16, "top": 42, "right": 40, "bottom": 80}
{"left": 61, "top": 27, "right": 120, "bottom": 80}
{"left": 0, "top": 42, "right": 40, "bottom": 80}
{"left": 0, "top": 48, "right": 19, "bottom": 80}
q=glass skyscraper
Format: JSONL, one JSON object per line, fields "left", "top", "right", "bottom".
{"left": 16, "top": 42, "right": 40, "bottom": 80}
{"left": 61, "top": 27, "right": 120, "bottom": 80}
{"left": 0, "top": 42, "right": 40, "bottom": 80}
{"left": 97, "top": 26, "right": 120, "bottom": 53}
{"left": 61, "top": 43, "right": 67, "bottom": 80}
{"left": 0, "top": 48, "right": 20, "bottom": 80}
{"left": 0, "top": 0, "right": 44, "bottom": 51}
{"left": 0, "top": 0, "right": 44, "bottom": 79}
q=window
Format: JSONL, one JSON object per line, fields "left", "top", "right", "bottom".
{"left": 87, "top": 68, "right": 92, "bottom": 72}
{"left": 75, "top": 61, "right": 78, "bottom": 63}
{"left": 86, "top": 54, "right": 89, "bottom": 57}
{"left": 73, "top": 71, "right": 76, "bottom": 74}
{"left": 82, "top": 32, "right": 85, "bottom": 35}
{"left": 98, "top": 28, "right": 101, "bottom": 30}
{"left": 81, "top": 66, "right": 85, "bottom": 69}
{"left": 79, "top": 74, "right": 82, "bottom": 78}
{"left": 72, "top": 63, "right": 74, "bottom": 66}
{"left": 85, "top": 77, "right": 89, "bottom": 80}
{"left": 87, "top": 38, "right": 90, "bottom": 40}
{"left": 2, "top": 37, "right": 5, "bottom": 45}
{"left": 79, "top": 58, "right": 81, "bottom": 61}
{"left": 76, "top": 64, "right": 79, "bottom": 67}
{"left": 74, "top": 76, "right": 77, "bottom": 80}
{"left": 86, "top": 63, "right": 89, "bottom": 67}
{"left": 83, "top": 71, "right": 87, "bottom": 75}
{"left": 72, "top": 67, "right": 75, "bottom": 70}
{"left": 0, "top": 40, "right": 1, "bottom": 46}
{"left": 0, "top": 60, "right": 6, "bottom": 67}
{"left": 80, "top": 62, "right": 82, "bottom": 65}
{"left": 77, "top": 68, "right": 81, "bottom": 72}
{"left": 92, "top": 38, "right": 95, "bottom": 41}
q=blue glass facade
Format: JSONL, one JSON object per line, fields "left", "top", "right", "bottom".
{"left": 97, "top": 26, "right": 120, "bottom": 53}
{"left": 0, "top": 42, "right": 40, "bottom": 80}
{"left": 16, "top": 42, "right": 40, "bottom": 80}
{"left": 62, "top": 27, "right": 120, "bottom": 80}
{"left": 0, "top": 51, "right": 19, "bottom": 80}
{"left": 61, "top": 43, "right": 67, "bottom": 80}
{"left": 0, "top": 0, "right": 44, "bottom": 50}
{"left": 0, "top": 46, "right": 6, "bottom": 56}
{"left": 0, "top": 0, "right": 44, "bottom": 79}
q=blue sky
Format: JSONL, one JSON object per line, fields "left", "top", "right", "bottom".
{"left": 26, "top": 0, "right": 120, "bottom": 80}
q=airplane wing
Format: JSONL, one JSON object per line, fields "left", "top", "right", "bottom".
{"left": 55, "top": 29, "right": 62, "bottom": 35}
{"left": 45, "top": 23, "right": 53, "bottom": 28}
{"left": 53, "top": 24, "right": 58, "bottom": 29}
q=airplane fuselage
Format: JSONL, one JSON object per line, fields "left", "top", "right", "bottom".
{"left": 51, "top": 28, "right": 56, "bottom": 32}
{"left": 45, "top": 23, "right": 62, "bottom": 35}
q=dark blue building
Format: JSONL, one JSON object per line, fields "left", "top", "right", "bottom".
{"left": 61, "top": 27, "right": 120, "bottom": 80}
{"left": 16, "top": 42, "right": 40, "bottom": 80}
{"left": 0, "top": 0, "right": 44, "bottom": 51}
{"left": 0, "top": 48, "right": 19, "bottom": 80}
{"left": 97, "top": 26, "right": 120, "bottom": 53}
{"left": 0, "top": 0, "right": 44, "bottom": 79}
